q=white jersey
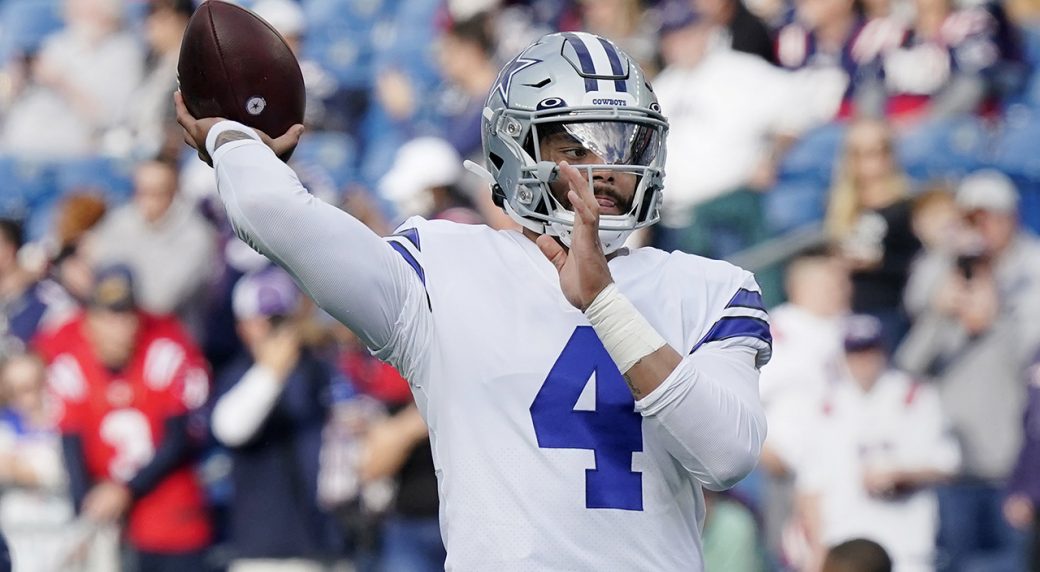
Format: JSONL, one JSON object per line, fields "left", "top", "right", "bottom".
{"left": 798, "top": 369, "right": 960, "bottom": 571}
{"left": 208, "top": 127, "right": 770, "bottom": 572}
{"left": 380, "top": 217, "right": 770, "bottom": 570}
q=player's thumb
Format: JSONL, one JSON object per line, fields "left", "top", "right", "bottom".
{"left": 536, "top": 234, "right": 567, "bottom": 272}
{"left": 272, "top": 124, "right": 305, "bottom": 155}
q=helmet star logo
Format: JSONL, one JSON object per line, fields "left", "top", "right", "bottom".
{"left": 495, "top": 56, "right": 541, "bottom": 102}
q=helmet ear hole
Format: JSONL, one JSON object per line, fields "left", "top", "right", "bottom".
{"left": 489, "top": 152, "right": 505, "bottom": 170}
{"left": 492, "top": 184, "right": 506, "bottom": 207}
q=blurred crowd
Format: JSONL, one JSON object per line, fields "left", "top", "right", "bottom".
{"left": 0, "top": 0, "right": 1039, "bottom": 570}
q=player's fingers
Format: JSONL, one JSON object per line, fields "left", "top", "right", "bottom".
{"left": 270, "top": 124, "right": 305, "bottom": 155}
{"left": 536, "top": 234, "right": 567, "bottom": 272}
{"left": 173, "top": 91, "right": 194, "bottom": 129}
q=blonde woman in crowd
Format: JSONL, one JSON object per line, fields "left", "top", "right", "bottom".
{"left": 824, "top": 118, "right": 920, "bottom": 350}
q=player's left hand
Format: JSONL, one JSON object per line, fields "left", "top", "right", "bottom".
{"left": 82, "top": 480, "right": 132, "bottom": 523}
{"left": 537, "top": 161, "right": 613, "bottom": 311}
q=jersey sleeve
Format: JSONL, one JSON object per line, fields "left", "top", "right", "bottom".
{"left": 209, "top": 122, "right": 433, "bottom": 382}
{"left": 688, "top": 271, "right": 772, "bottom": 369}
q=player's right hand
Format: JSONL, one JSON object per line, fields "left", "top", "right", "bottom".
{"left": 174, "top": 91, "right": 304, "bottom": 166}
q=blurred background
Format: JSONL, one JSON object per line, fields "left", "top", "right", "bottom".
{"left": 1, "top": 0, "right": 1040, "bottom": 570}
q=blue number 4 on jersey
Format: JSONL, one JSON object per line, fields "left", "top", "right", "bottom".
{"left": 530, "top": 326, "right": 644, "bottom": 511}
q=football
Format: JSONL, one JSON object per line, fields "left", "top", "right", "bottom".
{"left": 177, "top": 1, "right": 305, "bottom": 147}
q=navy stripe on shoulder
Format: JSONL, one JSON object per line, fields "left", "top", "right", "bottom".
{"left": 388, "top": 241, "right": 425, "bottom": 286}
{"left": 394, "top": 228, "right": 421, "bottom": 250}
{"left": 690, "top": 316, "right": 772, "bottom": 354}
{"left": 725, "top": 288, "right": 765, "bottom": 311}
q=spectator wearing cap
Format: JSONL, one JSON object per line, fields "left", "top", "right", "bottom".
{"left": 651, "top": 0, "right": 812, "bottom": 258}
{"left": 90, "top": 160, "right": 217, "bottom": 339}
{"left": 795, "top": 315, "right": 960, "bottom": 572}
{"left": 33, "top": 264, "right": 213, "bottom": 572}
{"left": 896, "top": 170, "right": 1040, "bottom": 572}
{"left": 379, "top": 137, "right": 483, "bottom": 225}
{"left": 209, "top": 267, "right": 344, "bottom": 571}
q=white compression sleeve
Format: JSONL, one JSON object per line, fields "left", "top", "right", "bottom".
{"left": 636, "top": 344, "right": 767, "bottom": 491}
{"left": 209, "top": 121, "right": 430, "bottom": 370}
{"left": 211, "top": 365, "right": 283, "bottom": 447}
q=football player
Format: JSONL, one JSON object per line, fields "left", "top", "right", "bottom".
{"left": 177, "top": 32, "right": 770, "bottom": 570}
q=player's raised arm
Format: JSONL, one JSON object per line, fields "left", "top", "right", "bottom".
{"left": 175, "top": 94, "right": 430, "bottom": 377}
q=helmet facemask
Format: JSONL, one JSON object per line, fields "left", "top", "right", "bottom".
{"left": 495, "top": 107, "right": 668, "bottom": 254}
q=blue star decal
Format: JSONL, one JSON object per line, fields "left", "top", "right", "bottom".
{"left": 495, "top": 56, "right": 541, "bottom": 102}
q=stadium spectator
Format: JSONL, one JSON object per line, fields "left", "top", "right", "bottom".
{"left": 651, "top": 0, "right": 807, "bottom": 258}
{"left": 0, "top": 352, "right": 79, "bottom": 572}
{"left": 693, "top": 0, "right": 778, "bottom": 64}
{"left": 35, "top": 264, "right": 212, "bottom": 572}
{"left": 856, "top": 0, "right": 1021, "bottom": 123}
{"left": 796, "top": 314, "right": 960, "bottom": 571}
{"left": 0, "top": 0, "right": 144, "bottom": 157}
{"left": 378, "top": 137, "right": 483, "bottom": 224}
{"left": 580, "top": 0, "right": 658, "bottom": 73}
{"left": 90, "top": 160, "right": 216, "bottom": 337}
{"left": 1005, "top": 352, "right": 1040, "bottom": 570}
{"left": 758, "top": 251, "right": 851, "bottom": 565}
{"left": 897, "top": 170, "right": 1040, "bottom": 571}
{"left": 113, "top": 0, "right": 194, "bottom": 161}
{"left": 0, "top": 219, "right": 77, "bottom": 358}
{"left": 331, "top": 322, "right": 444, "bottom": 571}
{"left": 435, "top": 13, "right": 500, "bottom": 159}
{"left": 823, "top": 538, "right": 894, "bottom": 572}
{"left": 209, "top": 267, "right": 345, "bottom": 570}
{"left": 909, "top": 186, "right": 960, "bottom": 254}
{"left": 775, "top": 0, "right": 900, "bottom": 121}
{"left": 361, "top": 403, "right": 442, "bottom": 572}
{"left": 825, "top": 119, "right": 920, "bottom": 350}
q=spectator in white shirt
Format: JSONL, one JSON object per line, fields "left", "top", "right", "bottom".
{"left": 796, "top": 315, "right": 960, "bottom": 572}
{"left": 652, "top": 0, "right": 812, "bottom": 257}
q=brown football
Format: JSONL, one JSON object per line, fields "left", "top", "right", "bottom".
{"left": 177, "top": 1, "right": 305, "bottom": 145}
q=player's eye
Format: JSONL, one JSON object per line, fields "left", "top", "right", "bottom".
{"left": 562, "top": 147, "right": 590, "bottom": 160}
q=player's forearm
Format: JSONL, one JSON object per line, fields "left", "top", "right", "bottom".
{"left": 636, "top": 346, "right": 767, "bottom": 490}
{"left": 211, "top": 365, "right": 284, "bottom": 447}
{"left": 207, "top": 121, "right": 416, "bottom": 353}
{"left": 126, "top": 414, "right": 192, "bottom": 498}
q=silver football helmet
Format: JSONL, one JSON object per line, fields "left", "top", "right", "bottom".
{"left": 476, "top": 32, "right": 668, "bottom": 254}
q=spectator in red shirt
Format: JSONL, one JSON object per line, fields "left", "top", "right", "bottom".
{"left": 34, "top": 264, "right": 212, "bottom": 572}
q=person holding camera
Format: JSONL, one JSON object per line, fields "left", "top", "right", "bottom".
{"left": 210, "top": 266, "right": 344, "bottom": 571}
{"left": 896, "top": 170, "right": 1040, "bottom": 571}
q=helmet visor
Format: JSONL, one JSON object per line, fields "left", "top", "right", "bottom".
{"left": 534, "top": 120, "right": 661, "bottom": 167}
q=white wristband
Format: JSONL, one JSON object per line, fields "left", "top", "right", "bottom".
{"left": 584, "top": 283, "right": 667, "bottom": 374}
{"left": 205, "top": 120, "right": 263, "bottom": 161}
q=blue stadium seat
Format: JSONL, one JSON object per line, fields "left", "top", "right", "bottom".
{"left": 991, "top": 111, "right": 1040, "bottom": 232}
{"left": 0, "top": 156, "right": 53, "bottom": 222}
{"left": 895, "top": 116, "right": 989, "bottom": 184}
{"left": 54, "top": 156, "right": 135, "bottom": 204}
{"left": 776, "top": 122, "right": 846, "bottom": 187}
{"left": 291, "top": 131, "right": 358, "bottom": 192}
{"left": 0, "top": 0, "right": 63, "bottom": 59}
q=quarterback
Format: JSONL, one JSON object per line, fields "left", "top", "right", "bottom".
{"left": 178, "top": 32, "right": 769, "bottom": 571}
